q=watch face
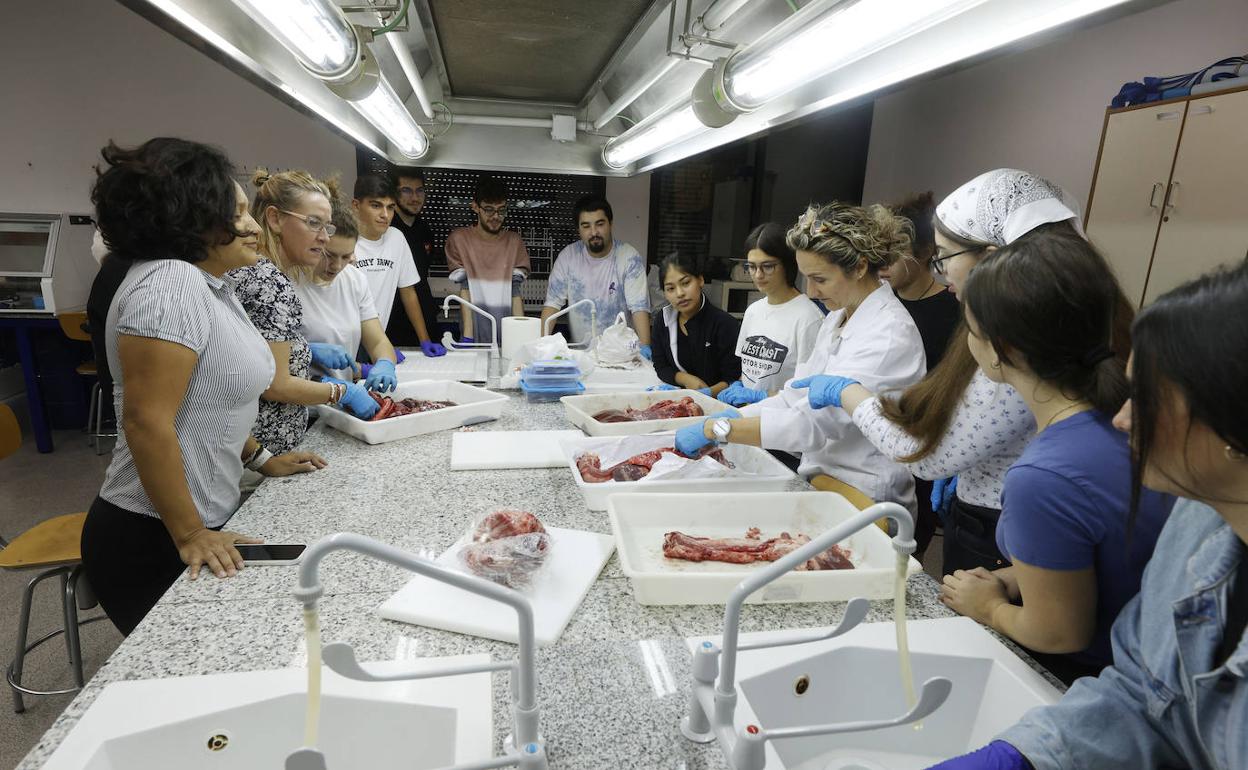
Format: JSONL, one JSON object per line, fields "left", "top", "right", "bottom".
{"left": 712, "top": 418, "right": 731, "bottom": 442}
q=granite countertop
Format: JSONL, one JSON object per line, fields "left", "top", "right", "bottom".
{"left": 18, "top": 391, "right": 1045, "bottom": 769}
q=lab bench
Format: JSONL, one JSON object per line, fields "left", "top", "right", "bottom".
{"left": 16, "top": 392, "right": 1061, "bottom": 769}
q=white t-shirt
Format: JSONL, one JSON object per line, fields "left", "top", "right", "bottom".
{"left": 543, "top": 239, "right": 649, "bottom": 342}
{"left": 736, "top": 293, "right": 824, "bottom": 394}
{"left": 354, "top": 228, "right": 419, "bottom": 329}
{"left": 294, "top": 265, "right": 378, "bottom": 381}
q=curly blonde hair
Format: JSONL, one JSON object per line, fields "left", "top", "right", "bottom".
{"left": 250, "top": 168, "right": 332, "bottom": 282}
{"left": 321, "top": 175, "right": 359, "bottom": 241}
{"left": 786, "top": 202, "right": 913, "bottom": 276}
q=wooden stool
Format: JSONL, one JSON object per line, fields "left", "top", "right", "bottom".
{"left": 809, "top": 474, "right": 890, "bottom": 533}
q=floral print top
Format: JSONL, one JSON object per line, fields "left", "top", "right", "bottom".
{"left": 229, "top": 258, "right": 312, "bottom": 455}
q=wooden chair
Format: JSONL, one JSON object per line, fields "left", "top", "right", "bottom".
{"left": 0, "top": 403, "right": 105, "bottom": 713}
{"left": 57, "top": 311, "right": 114, "bottom": 455}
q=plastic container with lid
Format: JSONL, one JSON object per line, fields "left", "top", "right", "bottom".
{"left": 524, "top": 360, "right": 581, "bottom": 377}
{"left": 521, "top": 379, "right": 585, "bottom": 403}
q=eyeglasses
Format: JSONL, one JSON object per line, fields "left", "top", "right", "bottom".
{"left": 930, "top": 247, "right": 981, "bottom": 276}
{"left": 398, "top": 186, "right": 425, "bottom": 197}
{"left": 279, "top": 209, "right": 336, "bottom": 237}
{"left": 743, "top": 260, "right": 781, "bottom": 276}
{"left": 478, "top": 204, "right": 508, "bottom": 218}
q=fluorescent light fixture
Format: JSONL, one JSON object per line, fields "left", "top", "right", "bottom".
{"left": 232, "top": 0, "right": 359, "bottom": 78}
{"left": 351, "top": 77, "right": 430, "bottom": 159}
{"left": 722, "top": 0, "right": 989, "bottom": 111}
{"left": 601, "top": 101, "right": 708, "bottom": 169}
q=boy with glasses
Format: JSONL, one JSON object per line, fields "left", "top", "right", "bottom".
{"left": 388, "top": 167, "right": 441, "bottom": 346}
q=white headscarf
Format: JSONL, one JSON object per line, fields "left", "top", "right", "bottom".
{"left": 935, "top": 168, "right": 1084, "bottom": 247}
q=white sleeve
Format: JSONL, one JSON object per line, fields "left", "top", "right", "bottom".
{"left": 795, "top": 311, "right": 823, "bottom": 365}
{"left": 393, "top": 233, "right": 419, "bottom": 288}
{"left": 350, "top": 266, "right": 378, "bottom": 322}
{"left": 852, "top": 372, "right": 1034, "bottom": 479}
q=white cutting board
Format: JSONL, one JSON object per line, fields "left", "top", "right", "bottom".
{"left": 378, "top": 527, "right": 614, "bottom": 646}
{"left": 450, "top": 430, "right": 584, "bottom": 470}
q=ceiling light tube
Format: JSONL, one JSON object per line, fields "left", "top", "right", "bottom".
{"left": 350, "top": 76, "right": 430, "bottom": 159}
{"left": 232, "top": 0, "right": 360, "bottom": 79}
{"left": 601, "top": 98, "right": 708, "bottom": 169}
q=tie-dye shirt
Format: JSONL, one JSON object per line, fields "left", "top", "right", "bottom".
{"left": 543, "top": 239, "right": 649, "bottom": 342}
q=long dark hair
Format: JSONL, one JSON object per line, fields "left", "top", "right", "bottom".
{"left": 1129, "top": 261, "right": 1248, "bottom": 513}
{"left": 962, "top": 225, "right": 1128, "bottom": 415}
{"left": 91, "top": 137, "right": 244, "bottom": 263}
{"left": 659, "top": 252, "right": 703, "bottom": 285}
{"left": 744, "top": 223, "right": 799, "bottom": 287}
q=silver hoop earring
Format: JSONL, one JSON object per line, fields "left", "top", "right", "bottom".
{"left": 990, "top": 360, "right": 1001, "bottom": 370}
{"left": 1226, "top": 445, "right": 1245, "bottom": 462}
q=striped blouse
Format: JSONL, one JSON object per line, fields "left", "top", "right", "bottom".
{"left": 99, "top": 259, "right": 275, "bottom": 528}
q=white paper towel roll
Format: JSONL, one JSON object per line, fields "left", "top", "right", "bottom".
{"left": 501, "top": 316, "right": 542, "bottom": 361}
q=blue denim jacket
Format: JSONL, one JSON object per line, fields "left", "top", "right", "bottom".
{"left": 1000, "top": 498, "right": 1246, "bottom": 769}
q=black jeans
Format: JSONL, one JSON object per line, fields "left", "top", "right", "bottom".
{"left": 942, "top": 496, "right": 1009, "bottom": 575}
{"left": 80, "top": 497, "right": 188, "bottom": 635}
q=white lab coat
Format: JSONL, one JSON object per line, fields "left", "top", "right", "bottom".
{"left": 742, "top": 283, "right": 926, "bottom": 511}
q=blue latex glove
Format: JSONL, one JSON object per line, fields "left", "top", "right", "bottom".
{"left": 394, "top": 349, "right": 406, "bottom": 364}
{"left": 674, "top": 408, "right": 740, "bottom": 457}
{"left": 459, "top": 336, "right": 475, "bottom": 346}
{"left": 718, "top": 381, "right": 767, "bottom": 407}
{"left": 639, "top": 344, "right": 652, "bottom": 361}
{"left": 420, "top": 339, "right": 447, "bottom": 357}
{"left": 647, "top": 383, "right": 680, "bottom": 392}
{"left": 364, "top": 359, "right": 397, "bottom": 393}
{"left": 696, "top": 387, "right": 712, "bottom": 396}
{"left": 308, "top": 342, "right": 351, "bottom": 371}
{"left": 931, "top": 476, "right": 958, "bottom": 523}
{"left": 925, "top": 741, "right": 1030, "bottom": 770}
{"left": 322, "top": 377, "right": 378, "bottom": 419}
{"left": 790, "top": 374, "right": 860, "bottom": 409}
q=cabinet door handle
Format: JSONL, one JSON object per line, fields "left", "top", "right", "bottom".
{"left": 1156, "top": 110, "right": 1184, "bottom": 121}
{"left": 1149, "top": 182, "right": 1164, "bottom": 208}
{"left": 1163, "top": 181, "right": 1181, "bottom": 212}
{"left": 1190, "top": 105, "right": 1215, "bottom": 116}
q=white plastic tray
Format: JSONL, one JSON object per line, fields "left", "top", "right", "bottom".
{"left": 395, "top": 349, "right": 489, "bottom": 383}
{"left": 560, "top": 389, "right": 727, "bottom": 436}
{"left": 316, "top": 380, "right": 507, "bottom": 445}
{"left": 562, "top": 433, "right": 797, "bottom": 511}
{"left": 608, "top": 491, "right": 921, "bottom": 605}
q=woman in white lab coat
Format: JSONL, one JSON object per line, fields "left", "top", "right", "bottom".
{"left": 675, "top": 202, "right": 926, "bottom": 510}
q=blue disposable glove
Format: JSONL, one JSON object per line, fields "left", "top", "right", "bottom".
{"left": 790, "top": 374, "right": 860, "bottom": 409}
{"left": 308, "top": 342, "right": 351, "bottom": 371}
{"left": 459, "top": 336, "right": 475, "bottom": 346}
{"left": 364, "top": 359, "right": 397, "bottom": 393}
{"left": 322, "top": 377, "right": 378, "bottom": 419}
{"left": 420, "top": 340, "right": 447, "bottom": 357}
{"left": 639, "top": 344, "right": 652, "bottom": 361}
{"left": 696, "top": 387, "right": 712, "bottom": 396}
{"left": 394, "top": 349, "right": 406, "bottom": 364}
{"left": 674, "top": 407, "right": 740, "bottom": 457}
{"left": 931, "top": 476, "right": 958, "bottom": 523}
{"left": 925, "top": 741, "right": 1030, "bottom": 770}
{"left": 718, "top": 381, "right": 767, "bottom": 407}
{"left": 647, "top": 383, "right": 680, "bottom": 392}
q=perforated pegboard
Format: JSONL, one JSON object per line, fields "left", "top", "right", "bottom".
{"left": 357, "top": 151, "right": 604, "bottom": 279}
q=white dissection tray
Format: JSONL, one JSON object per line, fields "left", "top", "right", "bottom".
{"left": 395, "top": 348, "right": 489, "bottom": 383}
{"left": 316, "top": 380, "right": 506, "bottom": 445}
{"left": 609, "top": 491, "right": 920, "bottom": 605}
{"left": 378, "top": 526, "right": 614, "bottom": 646}
{"left": 450, "top": 430, "right": 585, "bottom": 470}
{"left": 562, "top": 433, "right": 797, "bottom": 511}
{"left": 560, "top": 389, "right": 726, "bottom": 436}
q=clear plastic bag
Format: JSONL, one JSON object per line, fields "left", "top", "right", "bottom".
{"left": 594, "top": 312, "right": 641, "bottom": 368}
{"left": 456, "top": 510, "right": 551, "bottom": 589}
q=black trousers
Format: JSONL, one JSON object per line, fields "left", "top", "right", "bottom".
{"left": 80, "top": 497, "right": 188, "bottom": 635}
{"left": 912, "top": 477, "right": 937, "bottom": 560}
{"left": 941, "top": 496, "right": 1009, "bottom": 575}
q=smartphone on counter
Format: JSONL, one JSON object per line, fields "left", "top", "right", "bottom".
{"left": 235, "top": 543, "right": 307, "bottom": 565}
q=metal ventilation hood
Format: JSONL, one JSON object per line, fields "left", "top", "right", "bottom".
{"left": 117, "top": 0, "right": 1165, "bottom": 176}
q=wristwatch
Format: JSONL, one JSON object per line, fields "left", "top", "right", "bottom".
{"left": 711, "top": 418, "right": 732, "bottom": 442}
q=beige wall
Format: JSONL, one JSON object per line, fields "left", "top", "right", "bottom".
{"left": 862, "top": 0, "right": 1248, "bottom": 210}
{"left": 0, "top": 2, "right": 357, "bottom": 214}
{"left": 605, "top": 173, "right": 651, "bottom": 258}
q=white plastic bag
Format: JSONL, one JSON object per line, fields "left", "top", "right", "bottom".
{"left": 508, "top": 332, "right": 596, "bottom": 380}
{"left": 594, "top": 312, "right": 641, "bottom": 368}
{"left": 456, "top": 510, "right": 551, "bottom": 590}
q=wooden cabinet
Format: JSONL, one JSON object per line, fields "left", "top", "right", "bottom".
{"left": 1086, "top": 87, "right": 1248, "bottom": 307}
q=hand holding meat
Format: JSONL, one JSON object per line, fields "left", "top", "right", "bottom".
{"left": 322, "top": 376, "right": 380, "bottom": 419}
{"left": 364, "top": 358, "right": 397, "bottom": 393}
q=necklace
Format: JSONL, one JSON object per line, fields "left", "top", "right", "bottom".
{"left": 1041, "top": 401, "right": 1089, "bottom": 431}
{"left": 899, "top": 273, "right": 937, "bottom": 301}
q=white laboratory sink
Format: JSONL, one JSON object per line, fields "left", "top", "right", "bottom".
{"left": 691, "top": 617, "right": 1062, "bottom": 770}
{"left": 41, "top": 655, "right": 494, "bottom": 770}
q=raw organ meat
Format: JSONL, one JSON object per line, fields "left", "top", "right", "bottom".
{"left": 592, "top": 397, "right": 704, "bottom": 423}
{"left": 662, "top": 529, "right": 854, "bottom": 571}
{"left": 459, "top": 510, "right": 550, "bottom": 588}
{"left": 363, "top": 391, "right": 457, "bottom": 420}
{"left": 576, "top": 447, "right": 731, "bottom": 483}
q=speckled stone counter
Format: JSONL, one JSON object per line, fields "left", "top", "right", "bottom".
{"left": 17, "top": 391, "right": 1047, "bottom": 769}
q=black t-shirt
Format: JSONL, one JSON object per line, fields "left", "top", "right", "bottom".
{"left": 1216, "top": 543, "right": 1248, "bottom": 668}
{"left": 896, "top": 287, "right": 961, "bottom": 370}
{"left": 388, "top": 214, "right": 439, "bottom": 347}
{"left": 86, "top": 255, "right": 132, "bottom": 394}
{"left": 650, "top": 295, "right": 742, "bottom": 388}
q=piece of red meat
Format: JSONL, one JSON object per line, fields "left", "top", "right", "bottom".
{"left": 473, "top": 510, "right": 545, "bottom": 542}
{"left": 576, "top": 446, "right": 731, "bottom": 483}
{"left": 663, "top": 529, "right": 854, "bottom": 570}
{"left": 591, "top": 397, "right": 705, "bottom": 423}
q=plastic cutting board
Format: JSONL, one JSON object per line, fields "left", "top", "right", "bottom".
{"left": 450, "top": 430, "right": 584, "bottom": 470}
{"left": 377, "top": 527, "right": 615, "bottom": 646}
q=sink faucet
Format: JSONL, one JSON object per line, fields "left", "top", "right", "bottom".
{"left": 286, "top": 533, "right": 548, "bottom": 770}
{"left": 542, "top": 299, "right": 596, "bottom": 349}
{"left": 679, "top": 502, "right": 953, "bottom": 770}
{"left": 440, "top": 295, "right": 500, "bottom": 376}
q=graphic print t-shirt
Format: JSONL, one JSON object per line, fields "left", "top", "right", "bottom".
{"left": 736, "top": 293, "right": 824, "bottom": 394}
